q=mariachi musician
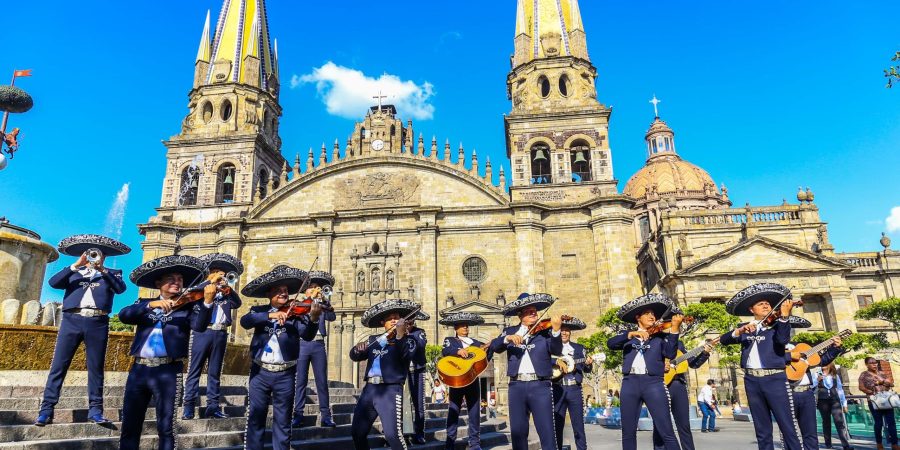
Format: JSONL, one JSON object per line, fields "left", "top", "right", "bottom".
{"left": 553, "top": 316, "right": 593, "bottom": 450}
{"left": 607, "top": 293, "right": 683, "bottom": 450}
{"left": 650, "top": 306, "right": 712, "bottom": 450}
{"left": 350, "top": 299, "right": 420, "bottom": 450}
{"left": 240, "top": 266, "right": 322, "bottom": 450}
{"left": 440, "top": 312, "right": 492, "bottom": 450}
{"left": 292, "top": 270, "right": 338, "bottom": 428}
{"left": 36, "top": 234, "right": 130, "bottom": 427}
{"left": 182, "top": 253, "right": 244, "bottom": 420}
{"left": 490, "top": 293, "right": 563, "bottom": 450}
{"left": 720, "top": 282, "right": 802, "bottom": 450}
{"left": 783, "top": 316, "right": 844, "bottom": 450}
{"left": 119, "top": 255, "right": 215, "bottom": 450}
{"left": 407, "top": 310, "right": 430, "bottom": 445}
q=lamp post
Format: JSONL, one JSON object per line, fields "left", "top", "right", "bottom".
{"left": 0, "top": 69, "right": 34, "bottom": 170}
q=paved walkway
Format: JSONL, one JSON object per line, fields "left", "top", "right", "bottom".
{"left": 551, "top": 418, "right": 881, "bottom": 450}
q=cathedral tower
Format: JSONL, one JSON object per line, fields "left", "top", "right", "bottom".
{"left": 159, "top": 0, "right": 284, "bottom": 213}
{"left": 505, "top": 0, "right": 615, "bottom": 192}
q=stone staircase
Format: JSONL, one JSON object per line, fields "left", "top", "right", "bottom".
{"left": 0, "top": 381, "right": 538, "bottom": 449}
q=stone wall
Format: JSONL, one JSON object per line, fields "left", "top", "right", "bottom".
{"left": 0, "top": 223, "right": 58, "bottom": 303}
{"left": 0, "top": 325, "right": 251, "bottom": 375}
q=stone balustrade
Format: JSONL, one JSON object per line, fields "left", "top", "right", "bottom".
{"left": 839, "top": 252, "right": 882, "bottom": 268}
{"left": 669, "top": 205, "right": 809, "bottom": 229}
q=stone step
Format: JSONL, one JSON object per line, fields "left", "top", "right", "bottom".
{"left": 0, "top": 393, "right": 361, "bottom": 411}
{"left": 0, "top": 382, "right": 355, "bottom": 399}
{"left": 0, "top": 402, "right": 462, "bottom": 426}
{"left": 0, "top": 420, "right": 501, "bottom": 449}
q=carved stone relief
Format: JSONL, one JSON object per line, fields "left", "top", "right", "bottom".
{"left": 338, "top": 172, "right": 420, "bottom": 208}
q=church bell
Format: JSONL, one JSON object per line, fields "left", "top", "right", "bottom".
{"left": 573, "top": 151, "right": 588, "bottom": 165}
{"left": 532, "top": 149, "right": 548, "bottom": 162}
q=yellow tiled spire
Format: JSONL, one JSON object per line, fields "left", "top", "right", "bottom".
{"left": 196, "top": 10, "right": 212, "bottom": 62}
{"left": 514, "top": 0, "right": 588, "bottom": 64}
{"left": 206, "top": 0, "right": 276, "bottom": 88}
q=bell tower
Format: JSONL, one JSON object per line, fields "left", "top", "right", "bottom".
{"left": 505, "top": 0, "right": 615, "bottom": 193}
{"left": 159, "top": 0, "right": 285, "bottom": 212}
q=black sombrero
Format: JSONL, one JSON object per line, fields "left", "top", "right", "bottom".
{"left": 786, "top": 316, "right": 811, "bottom": 328}
{"left": 58, "top": 234, "right": 131, "bottom": 257}
{"left": 561, "top": 316, "right": 587, "bottom": 331}
{"left": 616, "top": 293, "right": 674, "bottom": 324}
{"left": 413, "top": 311, "right": 431, "bottom": 321}
{"left": 130, "top": 255, "right": 205, "bottom": 289}
{"left": 726, "top": 283, "right": 791, "bottom": 316}
{"left": 240, "top": 266, "right": 308, "bottom": 298}
{"left": 439, "top": 312, "right": 485, "bottom": 327}
{"left": 361, "top": 299, "right": 420, "bottom": 328}
{"left": 501, "top": 293, "right": 555, "bottom": 317}
{"left": 306, "top": 270, "right": 335, "bottom": 287}
{"left": 199, "top": 253, "right": 244, "bottom": 274}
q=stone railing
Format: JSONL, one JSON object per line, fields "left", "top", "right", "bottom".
{"left": 838, "top": 252, "right": 881, "bottom": 269}
{"left": 670, "top": 205, "right": 806, "bottom": 228}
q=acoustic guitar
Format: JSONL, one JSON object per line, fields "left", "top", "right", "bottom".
{"left": 785, "top": 329, "right": 852, "bottom": 382}
{"left": 663, "top": 337, "right": 721, "bottom": 385}
{"left": 437, "top": 346, "right": 489, "bottom": 388}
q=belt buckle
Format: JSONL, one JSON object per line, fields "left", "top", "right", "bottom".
{"left": 368, "top": 376, "right": 384, "bottom": 385}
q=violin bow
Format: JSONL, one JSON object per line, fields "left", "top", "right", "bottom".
{"left": 523, "top": 303, "right": 555, "bottom": 342}
{"left": 288, "top": 256, "right": 320, "bottom": 304}
{"left": 751, "top": 285, "right": 797, "bottom": 327}
{"left": 362, "top": 305, "right": 422, "bottom": 350}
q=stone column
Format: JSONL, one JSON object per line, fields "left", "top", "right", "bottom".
{"left": 589, "top": 204, "right": 642, "bottom": 308}
{"left": 416, "top": 208, "right": 440, "bottom": 339}
{"left": 328, "top": 323, "right": 344, "bottom": 383}
{"left": 511, "top": 207, "right": 545, "bottom": 293}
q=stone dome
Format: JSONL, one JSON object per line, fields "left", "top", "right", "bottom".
{"left": 623, "top": 153, "right": 719, "bottom": 199}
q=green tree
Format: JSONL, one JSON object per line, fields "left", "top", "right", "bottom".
{"left": 886, "top": 51, "right": 900, "bottom": 88}
{"left": 855, "top": 297, "right": 900, "bottom": 328}
{"left": 681, "top": 302, "right": 742, "bottom": 368}
{"left": 425, "top": 344, "right": 444, "bottom": 384}
{"left": 108, "top": 314, "right": 134, "bottom": 333}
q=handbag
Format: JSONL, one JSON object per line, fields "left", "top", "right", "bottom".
{"left": 870, "top": 391, "right": 900, "bottom": 410}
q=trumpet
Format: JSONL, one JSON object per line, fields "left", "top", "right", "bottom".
{"left": 224, "top": 271, "right": 239, "bottom": 287}
{"left": 86, "top": 248, "right": 103, "bottom": 267}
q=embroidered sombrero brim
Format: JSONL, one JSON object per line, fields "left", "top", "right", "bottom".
{"left": 240, "top": 266, "right": 308, "bottom": 298}
{"left": 199, "top": 253, "right": 244, "bottom": 275}
{"left": 617, "top": 294, "right": 673, "bottom": 324}
{"left": 727, "top": 283, "right": 792, "bottom": 316}
{"left": 306, "top": 270, "right": 336, "bottom": 287}
{"left": 439, "top": 312, "right": 485, "bottom": 326}
{"left": 413, "top": 311, "right": 431, "bottom": 321}
{"left": 662, "top": 306, "right": 684, "bottom": 321}
{"left": 58, "top": 234, "right": 131, "bottom": 257}
{"left": 787, "top": 316, "right": 812, "bottom": 329}
{"left": 361, "top": 299, "right": 420, "bottom": 328}
{"left": 130, "top": 255, "right": 205, "bottom": 289}
{"left": 561, "top": 316, "right": 587, "bottom": 331}
{"left": 501, "top": 293, "right": 555, "bottom": 317}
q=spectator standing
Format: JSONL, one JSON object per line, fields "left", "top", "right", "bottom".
{"left": 858, "top": 357, "right": 899, "bottom": 450}
{"left": 698, "top": 379, "right": 720, "bottom": 432}
{"left": 817, "top": 363, "right": 853, "bottom": 450}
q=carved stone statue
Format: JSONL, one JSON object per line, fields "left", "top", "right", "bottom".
{"left": 385, "top": 270, "right": 395, "bottom": 291}
{"left": 371, "top": 268, "right": 381, "bottom": 291}
{"left": 356, "top": 271, "right": 365, "bottom": 292}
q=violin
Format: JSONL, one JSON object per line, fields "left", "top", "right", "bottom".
{"left": 171, "top": 283, "right": 233, "bottom": 311}
{"left": 527, "top": 315, "right": 573, "bottom": 336}
{"left": 278, "top": 286, "right": 334, "bottom": 318}
{"left": 645, "top": 316, "right": 695, "bottom": 335}
{"left": 754, "top": 299, "right": 803, "bottom": 327}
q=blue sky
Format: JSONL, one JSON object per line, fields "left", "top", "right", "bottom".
{"left": 2, "top": 1, "right": 899, "bottom": 310}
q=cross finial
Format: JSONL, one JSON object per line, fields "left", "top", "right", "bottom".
{"left": 373, "top": 90, "right": 387, "bottom": 113}
{"left": 650, "top": 95, "right": 661, "bottom": 118}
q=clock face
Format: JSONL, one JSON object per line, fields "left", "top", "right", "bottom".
{"left": 371, "top": 139, "right": 385, "bottom": 151}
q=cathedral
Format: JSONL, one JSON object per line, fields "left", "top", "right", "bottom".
{"left": 138, "top": 0, "right": 899, "bottom": 397}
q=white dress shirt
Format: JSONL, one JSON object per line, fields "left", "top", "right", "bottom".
{"left": 733, "top": 324, "right": 769, "bottom": 369}
{"left": 72, "top": 264, "right": 99, "bottom": 309}
{"left": 513, "top": 324, "right": 561, "bottom": 375}
{"left": 211, "top": 292, "right": 228, "bottom": 325}
{"left": 562, "top": 342, "right": 575, "bottom": 357}
{"left": 259, "top": 307, "right": 285, "bottom": 363}
{"left": 459, "top": 336, "right": 474, "bottom": 346}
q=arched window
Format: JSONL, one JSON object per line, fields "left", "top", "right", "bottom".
{"left": 530, "top": 143, "right": 552, "bottom": 184}
{"left": 216, "top": 164, "right": 236, "bottom": 204}
{"left": 539, "top": 76, "right": 551, "bottom": 98}
{"left": 220, "top": 99, "right": 233, "bottom": 121}
{"left": 201, "top": 102, "right": 213, "bottom": 123}
{"left": 569, "top": 139, "right": 592, "bottom": 182}
{"left": 179, "top": 166, "right": 199, "bottom": 206}
{"left": 257, "top": 168, "right": 269, "bottom": 199}
{"left": 558, "top": 75, "right": 570, "bottom": 97}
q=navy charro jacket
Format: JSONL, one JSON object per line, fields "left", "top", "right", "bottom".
{"left": 553, "top": 342, "right": 593, "bottom": 384}
{"left": 607, "top": 331, "right": 679, "bottom": 376}
{"left": 441, "top": 336, "right": 494, "bottom": 361}
{"left": 49, "top": 265, "right": 127, "bottom": 313}
{"left": 194, "top": 281, "right": 242, "bottom": 327}
{"left": 491, "top": 325, "right": 563, "bottom": 378}
{"left": 316, "top": 299, "right": 337, "bottom": 336}
{"left": 240, "top": 305, "right": 318, "bottom": 363}
{"left": 785, "top": 343, "right": 843, "bottom": 387}
{"left": 720, "top": 319, "right": 792, "bottom": 369}
{"left": 119, "top": 298, "right": 212, "bottom": 359}
{"left": 408, "top": 327, "right": 428, "bottom": 370}
{"left": 350, "top": 334, "right": 418, "bottom": 384}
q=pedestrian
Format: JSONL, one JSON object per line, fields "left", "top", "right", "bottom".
{"left": 858, "top": 357, "right": 899, "bottom": 450}
{"left": 432, "top": 379, "right": 446, "bottom": 404}
{"left": 488, "top": 392, "right": 497, "bottom": 419}
{"left": 817, "top": 362, "right": 853, "bottom": 450}
{"left": 698, "top": 379, "right": 719, "bottom": 432}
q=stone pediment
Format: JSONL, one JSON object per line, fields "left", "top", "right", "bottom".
{"left": 676, "top": 236, "right": 851, "bottom": 276}
{"left": 250, "top": 157, "right": 509, "bottom": 220}
{"left": 440, "top": 300, "right": 504, "bottom": 316}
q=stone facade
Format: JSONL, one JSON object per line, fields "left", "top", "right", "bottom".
{"left": 134, "top": 0, "right": 900, "bottom": 405}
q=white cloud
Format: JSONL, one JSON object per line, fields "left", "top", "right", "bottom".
{"left": 887, "top": 206, "right": 900, "bottom": 233}
{"left": 292, "top": 62, "right": 435, "bottom": 120}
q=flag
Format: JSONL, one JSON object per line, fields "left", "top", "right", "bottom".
{"left": 13, "top": 70, "right": 32, "bottom": 77}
